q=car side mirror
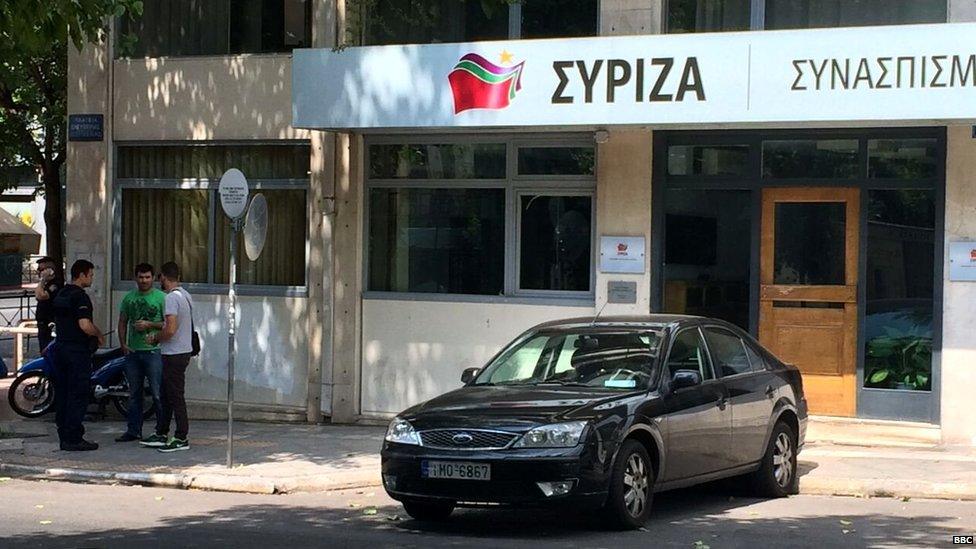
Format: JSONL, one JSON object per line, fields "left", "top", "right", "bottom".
{"left": 461, "top": 367, "right": 480, "bottom": 384}
{"left": 671, "top": 370, "right": 702, "bottom": 391}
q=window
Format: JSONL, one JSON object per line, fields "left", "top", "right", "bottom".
{"left": 744, "top": 342, "right": 767, "bottom": 371}
{"left": 667, "top": 144, "right": 750, "bottom": 177}
{"left": 667, "top": 0, "right": 751, "bottom": 33}
{"left": 521, "top": 0, "right": 599, "bottom": 39}
{"left": 703, "top": 327, "right": 753, "bottom": 376}
{"left": 117, "top": 143, "right": 309, "bottom": 288}
{"left": 348, "top": 0, "right": 598, "bottom": 45}
{"left": 765, "top": 0, "right": 945, "bottom": 30}
{"left": 477, "top": 329, "right": 661, "bottom": 389}
{"left": 121, "top": 189, "right": 210, "bottom": 283}
{"left": 662, "top": 190, "right": 751, "bottom": 330}
{"left": 366, "top": 139, "right": 595, "bottom": 299}
{"left": 863, "top": 190, "right": 935, "bottom": 392}
{"left": 518, "top": 147, "right": 595, "bottom": 176}
{"left": 369, "top": 144, "right": 506, "bottom": 179}
{"left": 519, "top": 195, "right": 592, "bottom": 292}
{"left": 118, "top": 0, "right": 311, "bottom": 57}
{"left": 367, "top": 187, "right": 506, "bottom": 294}
{"left": 868, "top": 139, "right": 940, "bottom": 180}
{"left": 666, "top": 328, "right": 714, "bottom": 381}
{"left": 762, "top": 139, "right": 859, "bottom": 179}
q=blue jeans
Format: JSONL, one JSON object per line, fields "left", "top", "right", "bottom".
{"left": 124, "top": 350, "right": 163, "bottom": 438}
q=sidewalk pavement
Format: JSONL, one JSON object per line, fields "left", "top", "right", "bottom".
{"left": 2, "top": 414, "right": 975, "bottom": 500}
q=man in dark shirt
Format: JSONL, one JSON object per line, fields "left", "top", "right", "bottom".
{"left": 52, "top": 259, "right": 105, "bottom": 451}
{"left": 34, "top": 256, "right": 63, "bottom": 351}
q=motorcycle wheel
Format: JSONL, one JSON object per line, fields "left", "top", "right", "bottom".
{"left": 7, "top": 371, "right": 55, "bottom": 418}
{"left": 112, "top": 384, "right": 157, "bottom": 420}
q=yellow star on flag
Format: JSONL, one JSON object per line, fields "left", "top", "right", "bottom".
{"left": 499, "top": 50, "right": 514, "bottom": 65}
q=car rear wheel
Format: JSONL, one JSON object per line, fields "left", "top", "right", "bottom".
{"left": 751, "top": 420, "right": 799, "bottom": 497}
{"left": 602, "top": 439, "right": 654, "bottom": 530}
{"left": 401, "top": 499, "right": 456, "bottom": 522}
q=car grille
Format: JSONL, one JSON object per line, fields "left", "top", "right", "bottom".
{"left": 419, "top": 429, "right": 519, "bottom": 450}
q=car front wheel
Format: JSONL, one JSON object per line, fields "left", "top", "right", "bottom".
{"left": 751, "top": 420, "right": 799, "bottom": 497}
{"left": 602, "top": 439, "right": 654, "bottom": 530}
{"left": 401, "top": 499, "right": 455, "bottom": 522}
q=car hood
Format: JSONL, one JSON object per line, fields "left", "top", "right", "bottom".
{"left": 400, "top": 385, "right": 643, "bottom": 431}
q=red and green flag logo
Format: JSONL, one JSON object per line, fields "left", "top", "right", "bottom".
{"left": 448, "top": 53, "right": 525, "bottom": 114}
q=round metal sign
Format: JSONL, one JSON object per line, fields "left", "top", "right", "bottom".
{"left": 218, "top": 169, "right": 249, "bottom": 219}
{"left": 244, "top": 193, "right": 268, "bottom": 261}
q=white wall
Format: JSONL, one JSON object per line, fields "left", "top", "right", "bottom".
{"left": 111, "top": 291, "right": 310, "bottom": 410}
{"left": 361, "top": 299, "right": 594, "bottom": 415}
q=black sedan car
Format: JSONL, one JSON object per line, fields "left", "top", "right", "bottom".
{"left": 381, "top": 315, "right": 807, "bottom": 529}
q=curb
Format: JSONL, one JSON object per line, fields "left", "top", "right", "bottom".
{"left": 0, "top": 462, "right": 382, "bottom": 495}
{"left": 799, "top": 477, "right": 976, "bottom": 501}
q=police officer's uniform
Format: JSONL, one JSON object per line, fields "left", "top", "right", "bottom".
{"left": 52, "top": 284, "right": 96, "bottom": 447}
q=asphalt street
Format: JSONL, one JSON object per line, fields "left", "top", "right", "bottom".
{"left": 0, "top": 478, "right": 973, "bottom": 548}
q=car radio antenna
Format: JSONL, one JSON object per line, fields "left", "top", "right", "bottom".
{"left": 590, "top": 300, "right": 609, "bottom": 326}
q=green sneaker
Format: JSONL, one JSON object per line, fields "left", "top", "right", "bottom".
{"left": 139, "top": 433, "right": 169, "bottom": 448}
{"left": 158, "top": 438, "right": 189, "bottom": 453}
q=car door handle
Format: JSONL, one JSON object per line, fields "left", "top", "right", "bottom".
{"left": 765, "top": 385, "right": 775, "bottom": 399}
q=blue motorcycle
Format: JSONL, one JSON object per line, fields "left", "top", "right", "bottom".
{"left": 7, "top": 342, "right": 157, "bottom": 420}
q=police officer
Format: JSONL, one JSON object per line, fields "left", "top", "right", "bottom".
{"left": 52, "top": 259, "right": 105, "bottom": 451}
{"left": 34, "top": 256, "right": 63, "bottom": 351}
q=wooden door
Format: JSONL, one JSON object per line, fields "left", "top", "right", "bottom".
{"left": 759, "top": 187, "right": 859, "bottom": 417}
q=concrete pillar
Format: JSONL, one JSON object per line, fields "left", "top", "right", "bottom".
{"left": 66, "top": 30, "right": 113, "bottom": 330}
{"left": 594, "top": 131, "right": 654, "bottom": 316}
{"left": 941, "top": 126, "right": 976, "bottom": 445}
{"left": 304, "top": 0, "right": 338, "bottom": 423}
{"left": 949, "top": 0, "right": 976, "bottom": 22}
{"left": 600, "top": 0, "right": 664, "bottom": 36}
{"left": 592, "top": 1, "right": 661, "bottom": 316}
{"left": 330, "top": 133, "right": 363, "bottom": 423}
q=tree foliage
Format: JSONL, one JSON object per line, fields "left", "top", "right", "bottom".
{"left": 0, "top": 0, "right": 142, "bottom": 261}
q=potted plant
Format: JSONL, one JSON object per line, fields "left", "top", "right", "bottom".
{"left": 865, "top": 327, "right": 932, "bottom": 391}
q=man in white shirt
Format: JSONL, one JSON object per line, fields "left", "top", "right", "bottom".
{"left": 143, "top": 261, "right": 194, "bottom": 452}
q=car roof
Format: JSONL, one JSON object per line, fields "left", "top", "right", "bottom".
{"left": 531, "top": 314, "right": 706, "bottom": 332}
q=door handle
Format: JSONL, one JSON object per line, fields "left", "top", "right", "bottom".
{"left": 765, "top": 385, "right": 775, "bottom": 399}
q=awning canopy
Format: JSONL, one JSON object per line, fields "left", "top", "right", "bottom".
{"left": 0, "top": 207, "right": 41, "bottom": 255}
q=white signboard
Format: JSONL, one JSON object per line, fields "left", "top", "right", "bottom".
{"left": 294, "top": 23, "right": 976, "bottom": 130}
{"left": 218, "top": 169, "right": 249, "bottom": 219}
{"left": 600, "top": 236, "right": 645, "bottom": 274}
{"left": 949, "top": 241, "right": 976, "bottom": 281}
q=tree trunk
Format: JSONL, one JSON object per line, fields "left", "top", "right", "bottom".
{"left": 41, "top": 166, "right": 64, "bottom": 269}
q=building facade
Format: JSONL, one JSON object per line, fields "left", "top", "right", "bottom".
{"left": 67, "top": 0, "right": 976, "bottom": 444}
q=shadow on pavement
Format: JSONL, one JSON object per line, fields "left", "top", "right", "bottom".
{"left": 0, "top": 483, "right": 968, "bottom": 549}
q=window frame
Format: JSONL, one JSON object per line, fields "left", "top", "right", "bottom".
{"left": 664, "top": 0, "right": 947, "bottom": 33}
{"left": 702, "top": 325, "right": 756, "bottom": 379}
{"left": 115, "top": 0, "right": 313, "bottom": 59}
{"left": 112, "top": 141, "right": 310, "bottom": 297}
{"left": 363, "top": 134, "right": 597, "bottom": 306}
{"left": 662, "top": 326, "right": 718, "bottom": 388}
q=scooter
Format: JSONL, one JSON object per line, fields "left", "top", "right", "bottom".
{"left": 6, "top": 340, "right": 157, "bottom": 420}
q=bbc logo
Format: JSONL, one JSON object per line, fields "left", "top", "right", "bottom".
{"left": 953, "top": 536, "right": 975, "bottom": 545}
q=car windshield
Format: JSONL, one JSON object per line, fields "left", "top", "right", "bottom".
{"left": 473, "top": 329, "right": 662, "bottom": 390}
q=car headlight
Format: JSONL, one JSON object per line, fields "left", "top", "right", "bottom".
{"left": 514, "top": 421, "right": 589, "bottom": 448}
{"left": 385, "top": 418, "right": 421, "bottom": 446}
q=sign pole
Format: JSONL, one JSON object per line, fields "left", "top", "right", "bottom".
{"left": 218, "top": 168, "right": 248, "bottom": 470}
{"left": 227, "top": 217, "right": 238, "bottom": 468}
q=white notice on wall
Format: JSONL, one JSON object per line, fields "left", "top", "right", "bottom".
{"left": 949, "top": 241, "right": 976, "bottom": 282}
{"left": 600, "top": 236, "right": 645, "bottom": 274}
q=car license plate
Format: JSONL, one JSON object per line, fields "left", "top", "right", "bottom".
{"left": 421, "top": 460, "right": 491, "bottom": 481}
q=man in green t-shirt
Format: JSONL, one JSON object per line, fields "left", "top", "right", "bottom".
{"left": 115, "top": 263, "right": 167, "bottom": 443}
